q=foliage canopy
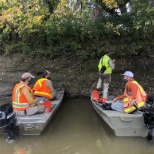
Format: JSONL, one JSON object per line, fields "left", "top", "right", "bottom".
{"left": 0, "top": 0, "right": 153, "bottom": 58}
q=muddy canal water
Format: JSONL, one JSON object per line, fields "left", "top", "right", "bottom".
{"left": 0, "top": 98, "right": 154, "bottom": 154}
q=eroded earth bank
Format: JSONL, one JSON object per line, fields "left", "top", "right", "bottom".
{"left": 0, "top": 54, "right": 154, "bottom": 99}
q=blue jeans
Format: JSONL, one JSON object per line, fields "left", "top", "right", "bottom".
{"left": 111, "top": 101, "right": 124, "bottom": 113}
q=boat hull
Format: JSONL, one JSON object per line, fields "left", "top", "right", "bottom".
{"left": 16, "top": 89, "right": 64, "bottom": 135}
{"left": 91, "top": 96, "right": 153, "bottom": 137}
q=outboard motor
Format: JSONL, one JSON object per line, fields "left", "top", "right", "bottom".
{"left": 0, "top": 103, "right": 17, "bottom": 143}
{"left": 143, "top": 94, "right": 154, "bottom": 141}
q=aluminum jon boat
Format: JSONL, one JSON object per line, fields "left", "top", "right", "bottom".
{"left": 91, "top": 95, "right": 153, "bottom": 137}
{"left": 16, "top": 88, "right": 65, "bottom": 136}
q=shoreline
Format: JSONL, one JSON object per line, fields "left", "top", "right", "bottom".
{"left": 0, "top": 55, "right": 154, "bottom": 100}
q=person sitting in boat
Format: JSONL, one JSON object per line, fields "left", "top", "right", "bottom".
{"left": 12, "top": 72, "right": 45, "bottom": 116}
{"left": 33, "top": 70, "right": 56, "bottom": 103}
{"left": 111, "top": 71, "right": 147, "bottom": 113}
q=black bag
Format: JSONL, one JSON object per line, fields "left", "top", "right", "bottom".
{"left": 100, "top": 66, "right": 106, "bottom": 74}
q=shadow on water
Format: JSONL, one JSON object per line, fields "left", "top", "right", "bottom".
{"left": 0, "top": 98, "right": 154, "bottom": 154}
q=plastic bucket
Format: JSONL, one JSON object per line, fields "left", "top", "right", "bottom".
{"left": 40, "top": 100, "right": 52, "bottom": 112}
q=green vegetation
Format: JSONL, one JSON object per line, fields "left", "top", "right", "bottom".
{"left": 0, "top": 0, "right": 153, "bottom": 59}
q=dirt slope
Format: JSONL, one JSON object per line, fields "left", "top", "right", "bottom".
{"left": 0, "top": 54, "right": 154, "bottom": 99}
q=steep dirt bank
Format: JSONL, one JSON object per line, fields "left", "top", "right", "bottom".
{"left": 0, "top": 54, "right": 154, "bottom": 99}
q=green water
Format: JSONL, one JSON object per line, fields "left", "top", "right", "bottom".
{"left": 0, "top": 98, "right": 154, "bottom": 154}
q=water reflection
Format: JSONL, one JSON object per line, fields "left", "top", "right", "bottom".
{"left": 0, "top": 98, "right": 154, "bottom": 154}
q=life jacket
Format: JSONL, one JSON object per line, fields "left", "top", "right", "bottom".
{"left": 92, "top": 90, "right": 100, "bottom": 102}
{"left": 12, "top": 82, "right": 32, "bottom": 111}
{"left": 33, "top": 78, "right": 53, "bottom": 99}
{"left": 98, "top": 54, "right": 112, "bottom": 74}
{"left": 123, "top": 81, "right": 147, "bottom": 113}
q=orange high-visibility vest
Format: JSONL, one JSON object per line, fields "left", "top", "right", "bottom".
{"left": 123, "top": 81, "right": 147, "bottom": 113}
{"left": 12, "top": 82, "right": 32, "bottom": 110}
{"left": 33, "top": 78, "right": 53, "bottom": 99}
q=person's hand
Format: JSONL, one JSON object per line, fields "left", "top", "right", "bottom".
{"left": 113, "top": 97, "right": 118, "bottom": 102}
{"left": 131, "top": 99, "right": 137, "bottom": 106}
{"left": 33, "top": 98, "right": 39, "bottom": 105}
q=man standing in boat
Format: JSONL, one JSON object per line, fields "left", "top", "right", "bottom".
{"left": 33, "top": 70, "right": 56, "bottom": 103}
{"left": 12, "top": 72, "right": 45, "bottom": 116}
{"left": 96, "top": 52, "right": 115, "bottom": 104}
{"left": 111, "top": 71, "right": 147, "bottom": 113}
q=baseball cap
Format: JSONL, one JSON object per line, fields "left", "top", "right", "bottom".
{"left": 22, "top": 72, "right": 35, "bottom": 79}
{"left": 121, "top": 71, "right": 134, "bottom": 78}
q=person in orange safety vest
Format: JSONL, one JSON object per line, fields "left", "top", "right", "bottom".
{"left": 111, "top": 71, "right": 147, "bottom": 113}
{"left": 33, "top": 70, "right": 56, "bottom": 104}
{"left": 12, "top": 72, "right": 45, "bottom": 116}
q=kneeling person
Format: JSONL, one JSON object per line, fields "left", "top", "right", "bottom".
{"left": 12, "top": 72, "right": 45, "bottom": 116}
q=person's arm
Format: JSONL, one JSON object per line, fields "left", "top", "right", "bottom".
{"left": 113, "top": 94, "right": 124, "bottom": 102}
{"left": 46, "top": 80, "right": 54, "bottom": 93}
{"left": 21, "top": 87, "right": 38, "bottom": 105}
{"left": 108, "top": 59, "right": 115, "bottom": 69}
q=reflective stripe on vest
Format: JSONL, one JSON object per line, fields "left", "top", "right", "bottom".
{"left": 132, "top": 81, "right": 145, "bottom": 94}
{"left": 13, "top": 102, "right": 30, "bottom": 108}
{"left": 124, "top": 101, "right": 145, "bottom": 113}
{"left": 12, "top": 83, "right": 30, "bottom": 110}
{"left": 123, "top": 81, "right": 146, "bottom": 113}
{"left": 34, "top": 91, "right": 52, "bottom": 98}
{"left": 33, "top": 78, "right": 52, "bottom": 99}
{"left": 124, "top": 106, "right": 136, "bottom": 113}
{"left": 98, "top": 54, "right": 112, "bottom": 74}
{"left": 33, "top": 78, "right": 46, "bottom": 90}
